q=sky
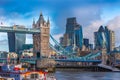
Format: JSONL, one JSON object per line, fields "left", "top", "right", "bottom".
{"left": 0, "top": 0, "right": 120, "bottom": 51}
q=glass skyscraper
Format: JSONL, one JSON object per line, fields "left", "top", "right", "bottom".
{"left": 63, "top": 17, "right": 83, "bottom": 49}
{"left": 94, "top": 26, "right": 115, "bottom": 52}
{"left": 74, "top": 26, "right": 83, "bottom": 49}
{"left": 83, "top": 38, "right": 89, "bottom": 48}
{"left": 8, "top": 26, "right": 26, "bottom": 54}
{"left": 65, "top": 17, "right": 76, "bottom": 46}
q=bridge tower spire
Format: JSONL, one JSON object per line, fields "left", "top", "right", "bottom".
{"left": 33, "top": 12, "right": 50, "bottom": 58}
{"left": 32, "top": 18, "right": 35, "bottom": 28}
{"left": 47, "top": 17, "right": 50, "bottom": 24}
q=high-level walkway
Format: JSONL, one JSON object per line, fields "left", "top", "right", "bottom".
{"left": 0, "top": 26, "right": 40, "bottom": 34}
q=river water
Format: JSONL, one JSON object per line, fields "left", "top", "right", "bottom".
{"left": 55, "top": 70, "right": 120, "bottom": 80}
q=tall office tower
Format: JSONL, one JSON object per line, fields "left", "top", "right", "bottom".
{"left": 8, "top": 25, "right": 26, "bottom": 54}
{"left": 89, "top": 44, "right": 93, "bottom": 50}
{"left": 63, "top": 17, "right": 83, "bottom": 49}
{"left": 32, "top": 13, "right": 50, "bottom": 57}
{"left": 63, "top": 34, "right": 69, "bottom": 47}
{"left": 59, "top": 37, "right": 64, "bottom": 47}
{"left": 74, "top": 25, "right": 83, "bottom": 48}
{"left": 83, "top": 38, "right": 89, "bottom": 48}
{"left": 109, "top": 30, "right": 115, "bottom": 51}
{"left": 94, "top": 26, "right": 115, "bottom": 52}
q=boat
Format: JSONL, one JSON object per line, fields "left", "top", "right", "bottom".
{"left": 0, "top": 76, "right": 14, "bottom": 80}
{"left": 0, "top": 63, "right": 48, "bottom": 80}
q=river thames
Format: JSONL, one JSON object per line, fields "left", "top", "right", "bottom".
{"left": 55, "top": 70, "right": 120, "bottom": 80}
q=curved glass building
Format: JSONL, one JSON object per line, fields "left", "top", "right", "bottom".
{"left": 94, "top": 26, "right": 115, "bottom": 52}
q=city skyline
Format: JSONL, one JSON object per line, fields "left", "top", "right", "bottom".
{"left": 0, "top": 0, "right": 120, "bottom": 51}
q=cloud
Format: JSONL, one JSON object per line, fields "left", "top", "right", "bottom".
{"left": 0, "top": 9, "right": 50, "bottom": 26}
{"left": 107, "top": 16, "right": 120, "bottom": 30}
{"left": 0, "top": 13, "right": 32, "bottom": 26}
{"left": 0, "top": 39, "right": 8, "bottom": 45}
{"left": 0, "top": 8, "right": 5, "bottom": 15}
{"left": 73, "top": 6, "right": 102, "bottom": 26}
{"left": 0, "top": 11, "right": 34, "bottom": 44}
{"left": 0, "top": 12, "right": 34, "bottom": 44}
{"left": 0, "top": 33, "right": 8, "bottom": 40}
{"left": 26, "top": 34, "right": 33, "bottom": 44}
{"left": 107, "top": 16, "right": 120, "bottom": 46}
{"left": 52, "top": 33, "right": 63, "bottom": 42}
{"left": 51, "top": 5, "right": 103, "bottom": 45}
{"left": 83, "top": 15, "right": 120, "bottom": 47}
{"left": 52, "top": 5, "right": 102, "bottom": 35}
{"left": 83, "top": 20, "right": 104, "bottom": 44}
{"left": 0, "top": 10, "right": 53, "bottom": 45}
{"left": 0, "top": 39, "right": 8, "bottom": 51}
{"left": 51, "top": 15, "right": 120, "bottom": 47}
{"left": 0, "top": 1, "right": 120, "bottom": 48}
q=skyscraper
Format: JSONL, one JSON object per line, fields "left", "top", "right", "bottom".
{"left": 59, "top": 37, "right": 65, "bottom": 47}
{"left": 74, "top": 25, "right": 83, "bottom": 48}
{"left": 8, "top": 25, "right": 26, "bottom": 53}
{"left": 89, "top": 44, "right": 93, "bottom": 50}
{"left": 83, "top": 38, "right": 89, "bottom": 48}
{"left": 94, "top": 26, "right": 115, "bottom": 52}
{"left": 63, "top": 17, "right": 83, "bottom": 49}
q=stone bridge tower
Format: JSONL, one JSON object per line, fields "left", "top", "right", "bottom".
{"left": 32, "top": 13, "right": 50, "bottom": 58}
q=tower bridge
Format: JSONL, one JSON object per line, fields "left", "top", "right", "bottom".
{"left": 0, "top": 13, "right": 118, "bottom": 69}
{"left": 0, "top": 13, "right": 104, "bottom": 61}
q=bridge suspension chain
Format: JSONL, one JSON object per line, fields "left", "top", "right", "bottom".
{"left": 50, "top": 34, "right": 102, "bottom": 60}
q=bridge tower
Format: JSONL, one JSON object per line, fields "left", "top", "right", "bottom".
{"left": 32, "top": 12, "right": 50, "bottom": 58}
{"left": 101, "top": 48, "right": 107, "bottom": 64}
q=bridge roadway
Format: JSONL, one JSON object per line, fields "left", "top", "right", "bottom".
{"left": 19, "top": 58, "right": 102, "bottom": 65}
{"left": 0, "top": 58, "right": 102, "bottom": 64}
{"left": 0, "top": 26, "right": 40, "bottom": 34}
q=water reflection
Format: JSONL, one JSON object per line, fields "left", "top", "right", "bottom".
{"left": 55, "top": 70, "right": 120, "bottom": 80}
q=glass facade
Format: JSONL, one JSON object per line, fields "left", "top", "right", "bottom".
{"left": 8, "top": 32, "right": 26, "bottom": 54}
{"left": 75, "top": 26, "right": 83, "bottom": 48}
{"left": 65, "top": 17, "right": 77, "bottom": 46}
{"left": 64, "top": 17, "right": 83, "bottom": 49}
{"left": 89, "top": 44, "right": 93, "bottom": 50}
{"left": 22, "top": 44, "right": 33, "bottom": 50}
{"left": 83, "top": 38, "right": 89, "bottom": 48}
{"left": 94, "top": 26, "right": 115, "bottom": 52}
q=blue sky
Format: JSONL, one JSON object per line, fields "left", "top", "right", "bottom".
{"left": 0, "top": 0, "right": 120, "bottom": 51}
